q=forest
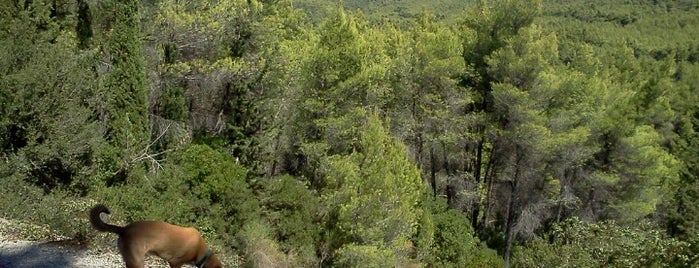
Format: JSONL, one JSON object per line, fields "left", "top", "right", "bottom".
{"left": 1, "top": 0, "right": 698, "bottom": 267}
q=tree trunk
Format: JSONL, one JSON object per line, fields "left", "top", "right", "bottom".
{"left": 471, "top": 139, "right": 484, "bottom": 229}
{"left": 554, "top": 168, "right": 571, "bottom": 225}
{"left": 479, "top": 145, "right": 495, "bottom": 231}
{"left": 268, "top": 132, "right": 282, "bottom": 177}
{"left": 503, "top": 148, "right": 523, "bottom": 267}
{"left": 416, "top": 132, "right": 423, "bottom": 165}
{"left": 430, "top": 144, "right": 437, "bottom": 198}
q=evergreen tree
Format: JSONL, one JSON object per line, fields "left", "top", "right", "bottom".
{"left": 290, "top": 8, "right": 372, "bottom": 185}
{"left": 486, "top": 23, "right": 558, "bottom": 264}
{"left": 666, "top": 61, "right": 699, "bottom": 240}
{"left": 102, "top": 0, "right": 149, "bottom": 181}
{"left": 388, "top": 13, "right": 466, "bottom": 199}
{"left": 0, "top": 0, "right": 106, "bottom": 192}
{"left": 460, "top": 0, "right": 542, "bottom": 235}
{"left": 76, "top": 0, "right": 93, "bottom": 49}
{"left": 322, "top": 113, "right": 425, "bottom": 266}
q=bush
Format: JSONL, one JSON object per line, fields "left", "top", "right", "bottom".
{"left": 259, "top": 175, "right": 320, "bottom": 266}
{"left": 431, "top": 209, "right": 477, "bottom": 266}
{"left": 0, "top": 174, "right": 94, "bottom": 243}
{"left": 513, "top": 217, "right": 694, "bottom": 268}
{"left": 512, "top": 237, "right": 596, "bottom": 268}
{"left": 90, "top": 143, "right": 261, "bottom": 252}
{"left": 425, "top": 198, "right": 503, "bottom": 268}
{"left": 172, "top": 144, "right": 260, "bottom": 242}
{"left": 238, "top": 220, "right": 294, "bottom": 268}
{"left": 334, "top": 244, "right": 396, "bottom": 268}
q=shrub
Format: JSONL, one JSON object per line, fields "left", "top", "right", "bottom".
{"left": 334, "top": 244, "right": 396, "bottom": 268}
{"left": 513, "top": 217, "right": 694, "bottom": 268}
{"left": 423, "top": 198, "right": 503, "bottom": 268}
{"left": 172, "top": 144, "right": 260, "bottom": 236}
{"left": 512, "top": 237, "right": 596, "bottom": 268}
{"left": 90, "top": 143, "right": 261, "bottom": 252}
{"left": 259, "top": 175, "right": 320, "bottom": 266}
{"left": 0, "top": 175, "right": 97, "bottom": 244}
{"left": 431, "top": 209, "right": 477, "bottom": 266}
{"left": 238, "top": 220, "right": 294, "bottom": 268}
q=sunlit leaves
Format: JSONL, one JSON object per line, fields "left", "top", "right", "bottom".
{"left": 323, "top": 114, "right": 424, "bottom": 263}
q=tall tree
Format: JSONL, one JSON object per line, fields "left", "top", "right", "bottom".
{"left": 389, "top": 13, "right": 466, "bottom": 199}
{"left": 289, "top": 8, "right": 373, "bottom": 185}
{"left": 322, "top": 113, "right": 425, "bottom": 266}
{"left": 486, "top": 23, "right": 558, "bottom": 265}
{"left": 460, "top": 0, "right": 542, "bottom": 235}
{"left": 76, "top": 0, "right": 93, "bottom": 49}
{"left": 101, "top": 0, "right": 149, "bottom": 181}
{"left": 667, "top": 62, "right": 699, "bottom": 240}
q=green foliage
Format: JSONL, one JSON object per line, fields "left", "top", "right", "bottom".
{"left": 463, "top": 0, "right": 542, "bottom": 78}
{"left": 431, "top": 209, "right": 476, "bottom": 266}
{"left": 293, "top": 0, "right": 471, "bottom": 24}
{"left": 386, "top": 13, "right": 469, "bottom": 198}
{"left": 173, "top": 144, "right": 259, "bottom": 230}
{"left": 90, "top": 143, "right": 260, "bottom": 253}
{"left": 3, "top": 0, "right": 699, "bottom": 266}
{"left": 512, "top": 237, "right": 596, "bottom": 268}
{"left": 0, "top": 0, "right": 111, "bottom": 193}
{"left": 102, "top": 0, "right": 149, "bottom": 174}
{"left": 91, "top": 171, "right": 197, "bottom": 227}
{"left": 76, "top": 0, "right": 93, "bottom": 49}
{"left": 322, "top": 113, "right": 424, "bottom": 264}
{"left": 295, "top": 9, "right": 377, "bottom": 158}
{"left": 149, "top": 0, "right": 283, "bottom": 172}
{"left": 237, "top": 220, "right": 293, "bottom": 268}
{"left": 334, "top": 244, "right": 395, "bottom": 268}
{"left": 607, "top": 125, "right": 679, "bottom": 221}
{"left": 0, "top": 175, "right": 94, "bottom": 243}
{"left": 513, "top": 217, "right": 696, "bottom": 268}
{"left": 412, "top": 198, "right": 503, "bottom": 267}
{"left": 428, "top": 199, "right": 504, "bottom": 267}
{"left": 259, "top": 175, "right": 320, "bottom": 265}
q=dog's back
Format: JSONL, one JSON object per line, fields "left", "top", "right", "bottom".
{"left": 88, "top": 204, "right": 223, "bottom": 268}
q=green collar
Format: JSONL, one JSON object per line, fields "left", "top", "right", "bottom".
{"left": 195, "top": 249, "right": 212, "bottom": 268}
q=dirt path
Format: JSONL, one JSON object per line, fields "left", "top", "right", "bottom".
{"left": 0, "top": 239, "right": 121, "bottom": 268}
{"left": 0, "top": 239, "right": 172, "bottom": 268}
{"left": 0, "top": 219, "right": 167, "bottom": 268}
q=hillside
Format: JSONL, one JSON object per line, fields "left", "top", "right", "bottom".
{"left": 1, "top": 0, "right": 698, "bottom": 267}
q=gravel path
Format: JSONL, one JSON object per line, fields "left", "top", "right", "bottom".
{"left": 0, "top": 219, "right": 168, "bottom": 268}
{"left": 0, "top": 239, "right": 122, "bottom": 268}
{"left": 0, "top": 239, "right": 171, "bottom": 268}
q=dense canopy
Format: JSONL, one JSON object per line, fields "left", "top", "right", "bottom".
{"left": 1, "top": 0, "right": 698, "bottom": 266}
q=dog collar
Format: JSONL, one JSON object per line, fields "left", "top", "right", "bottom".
{"left": 195, "top": 249, "right": 212, "bottom": 268}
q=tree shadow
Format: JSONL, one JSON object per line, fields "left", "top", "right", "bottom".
{"left": 0, "top": 240, "right": 86, "bottom": 268}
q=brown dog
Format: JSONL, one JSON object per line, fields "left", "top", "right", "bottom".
{"left": 89, "top": 204, "right": 222, "bottom": 268}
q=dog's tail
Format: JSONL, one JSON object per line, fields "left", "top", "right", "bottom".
{"left": 89, "top": 204, "right": 125, "bottom": 235}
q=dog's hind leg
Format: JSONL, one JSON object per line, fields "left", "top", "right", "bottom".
{"left": 121, "top": 250, "right": 145, "bottom": 268}
{"left": 119, "top": 242, "right": 146, "bottom": 268}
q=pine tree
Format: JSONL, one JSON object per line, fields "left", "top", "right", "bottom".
{"left": 460, "top": 0, "right": 542, "bottom": 236}
{"left": 323, "top": 113, "right": 425, "bottom": 266}
{"left": 102, "top": 0, "right": 149, "bottom": 181}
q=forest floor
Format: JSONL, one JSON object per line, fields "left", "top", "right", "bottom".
{"left": 0, "top": 218, "right": 168, "bottom": 268}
